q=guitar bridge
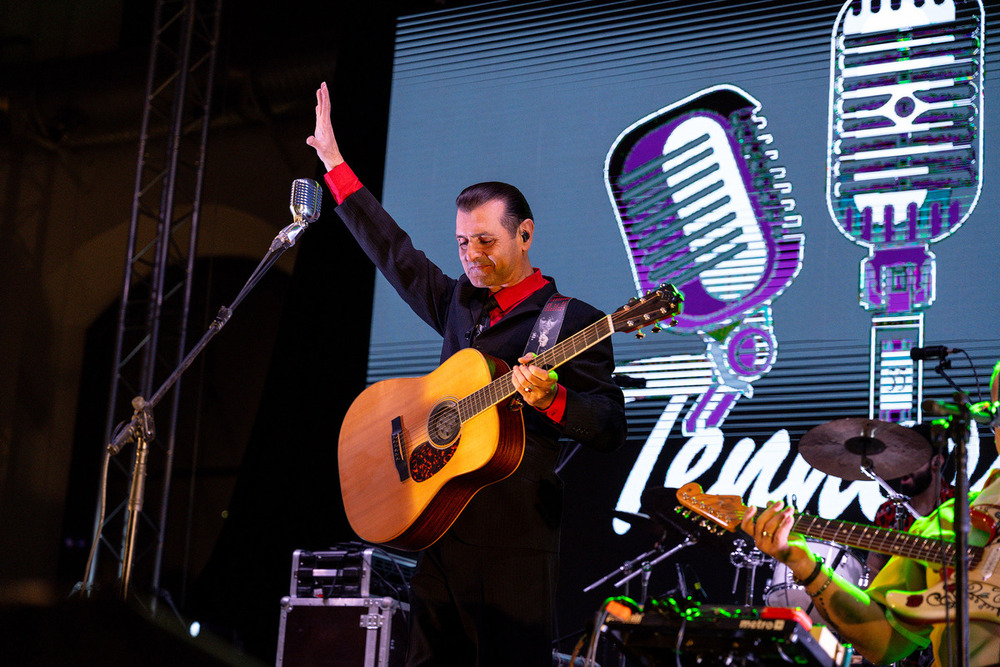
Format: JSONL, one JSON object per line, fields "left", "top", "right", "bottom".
{"left": 391, "top": 416, "right": 409, "bottom": 482}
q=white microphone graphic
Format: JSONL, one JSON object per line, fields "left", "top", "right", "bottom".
{"left": 826, "top": 0, "right": 984, "bottom": 422}
{"left": 606, "top": 85, "right": 804, "bottom": 435}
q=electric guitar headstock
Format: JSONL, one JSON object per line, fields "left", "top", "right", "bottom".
{"left": 675, "top": 482, "right": 749, "bottom": 533}
{"left": 611, "top": 283, "right": 683, "bottom": 338}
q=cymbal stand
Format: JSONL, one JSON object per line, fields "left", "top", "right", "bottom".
{"left": 613, "top": 535, "right": 697, "bottom": 595}
{"left": 859, "top": 463, "right": 922, "bottom": 520}
{"left": 583, "top": 535, "right": 697, "bottom": 603}
{"left": 729, "top": 537, "right": 767, "bottom": 607}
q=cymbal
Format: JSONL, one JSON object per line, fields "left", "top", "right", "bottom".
{"left": 797, "top": 418, "right": 931, "bottom": 481}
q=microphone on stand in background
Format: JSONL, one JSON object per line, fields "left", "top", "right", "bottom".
{"left": 923, "top": 398, "right": 1000, "bottom": 429}
{"left": 909, "top": 346, "right": 962, "bottom": 362}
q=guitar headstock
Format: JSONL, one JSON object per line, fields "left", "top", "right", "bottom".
{"left": 676, "top": 482, "right": 747, "bottom": 533}
{"left": 611, "top": 283, "right": 683, "bottom": 336}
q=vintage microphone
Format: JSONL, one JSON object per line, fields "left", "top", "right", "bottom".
{"left": 272, "top": 178, "right": 323, "bottom": 251}
{"left": 605, "top": 86, "right": 805, "bottom": 536}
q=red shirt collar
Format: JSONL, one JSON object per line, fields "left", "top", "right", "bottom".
{"left": 489, "top": 268, "right": 548, "bottom": 321}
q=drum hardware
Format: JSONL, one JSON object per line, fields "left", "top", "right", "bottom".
{"left": 797, "top": 418, "right": 931, "bottom": 482}
{"left": 583, "top": 521, "right": 697, "bottom": 667}
{"left": 592, "top": 486, "right": 717, "bottom": 603}
{"left": 585, "top": 515, "right": 697, "bottom": 602}
{"left": 729, "top": 537, "right": 768, "bottom": 607}
{"left": 859, "top": 462, "right": 922, "bottom": 523}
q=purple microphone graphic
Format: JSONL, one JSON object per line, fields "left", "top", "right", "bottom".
{"left": 827, "top": 0, "right": 984, "bottom": 422}
{"left": 606, "top": 85, "right": 804, "bottom": 434}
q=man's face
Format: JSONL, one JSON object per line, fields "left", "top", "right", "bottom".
{"left": 888, "top": 460, "right": 934, "bottom": 496}
{"left": 456, "top": 199, "right": 525, "bottom": 291}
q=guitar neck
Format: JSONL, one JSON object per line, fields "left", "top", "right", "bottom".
{"left": 458, "top": 315, "right": 614, "bottom": 421}
{"left": 791, "top": 513, "right": 980, "bottom": 566}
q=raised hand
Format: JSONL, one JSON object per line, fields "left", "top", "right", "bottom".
{"left": 305, "top": 81, "right": 344, "bottom": 172}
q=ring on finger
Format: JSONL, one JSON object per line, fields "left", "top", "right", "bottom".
{"left": 761, "top": 530, "right": 769, "bottom": 538}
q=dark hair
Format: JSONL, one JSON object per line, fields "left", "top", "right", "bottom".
{"left": 455, "top": 182, "right": 533, "bottom": 237}
{"left": 910, "top": 422, "right": 953, "bottom": 458}
{"left": 908, "top": 423, "right": 936, "bottom": 451}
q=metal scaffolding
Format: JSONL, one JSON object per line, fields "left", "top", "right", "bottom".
{"left": 87, "top": 0, "right": 223, "bottom": 606}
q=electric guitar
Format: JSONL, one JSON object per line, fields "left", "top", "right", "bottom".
{"left": 337, "top": 284, "right": 683, "bottom": 551}
{"left": 676, "top": 482, "right": 1000, "bottom": 625}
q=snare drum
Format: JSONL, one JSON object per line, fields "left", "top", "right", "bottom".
{"left": 764, "top": 539, "right": 869, "bottom": 623}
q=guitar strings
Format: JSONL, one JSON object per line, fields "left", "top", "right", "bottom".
{"left": 421, "top": 316, "right": 614, "bottom": 437}
{"left": 418, "top": 291, "right": 676, "bottom": 446}
{"left": 697, "top": 498, "right": 977, "bottom": 568}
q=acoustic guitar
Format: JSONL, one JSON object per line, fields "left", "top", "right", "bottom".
{"left": 675, "top": 482, "right": 1000, "bottom": 625}
{"left": 338, "top": 284, "right": 683, "bottom": 551}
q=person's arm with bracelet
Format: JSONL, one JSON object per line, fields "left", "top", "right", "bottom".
{"left": 741, "top": 501, "right": 925, "bottom": 664}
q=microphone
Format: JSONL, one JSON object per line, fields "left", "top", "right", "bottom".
{"left": 605, "top": 84, "right": 804, "bottom": 432}
{"left": 606, "top": 85, "right": 803, "bottom": 326}
{"left": 827, "top": 0, "right": 984, "bottom": 251}
{"left": 272, "top": 178, "right": 322, "bottom": 250}
{"left": 825, "top": 0, "right": 984, "bottom": 423}
{"left": 922, "top": 398, "right": 1000, "bottom": 428}
{"left": 909, "top": 345, "right": 961, "bottom": 361}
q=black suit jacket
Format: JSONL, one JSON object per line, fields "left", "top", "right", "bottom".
{"left": 336, "top": 187, "right": 626, "bottom": 551}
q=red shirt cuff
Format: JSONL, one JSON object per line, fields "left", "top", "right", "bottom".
{"left": 541, "top": 384, "right": 567, "bottom": 423}
{"left": 324, "top": 162, "right": 363, "bottom": 205}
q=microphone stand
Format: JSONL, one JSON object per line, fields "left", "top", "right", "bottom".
{"left": 928, "top": 356, "right": 971, "bottom": 667}
{"left": 583, "top": 534, "right": 697, "bottom": 605}
{"left": 613, "top": 536, "right": 697, "bottom": 594}
{"left": 88, "top": 217, "right": 312, "bottom": 600}
{"left": 942, "top": 391, "right": 972, "bottom": 667}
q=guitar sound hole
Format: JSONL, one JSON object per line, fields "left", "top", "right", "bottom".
{"left": 428, "top": 400, "right": 460, "bottom": 449}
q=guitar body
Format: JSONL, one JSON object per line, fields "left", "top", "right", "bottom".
{"left": 887, "top": 540, "right": 1000, "bottom": 624}
{"left": 338, "top": 347, "right": 525, "bottom": 551}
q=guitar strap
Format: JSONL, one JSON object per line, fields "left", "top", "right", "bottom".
{"left": 522, "top": 293, "right": 571, "bottom": 359}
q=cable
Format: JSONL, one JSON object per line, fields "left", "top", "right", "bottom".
{"left": 75, "top": 445, "right": 114, "bottom": 597}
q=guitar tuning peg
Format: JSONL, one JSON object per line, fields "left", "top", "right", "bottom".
{"left": 627, "top": 297, "right": 638, "bottom": 306}
{"left": 635, "top": 329, "right": 645, "bottom": 340}
{"left": 651, "top": 324, "right": 662, "bottom": 334}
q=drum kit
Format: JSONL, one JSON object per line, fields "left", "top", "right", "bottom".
{"left": 591, "top": 417, "right": 934, "bottom": 626}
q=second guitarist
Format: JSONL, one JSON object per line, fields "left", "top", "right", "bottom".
{"left": 307, "top": 82, "right": 626, "bottom": 667}
{"left": 744, "top": 362, "right": 1000, "bottom": 667}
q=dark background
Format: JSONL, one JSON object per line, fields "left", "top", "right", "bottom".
{"left": 0, "top": 0, "right": 449, "bottom": 663}
{"left": 2, "top": 1, "right": 998, "bottom": 665}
